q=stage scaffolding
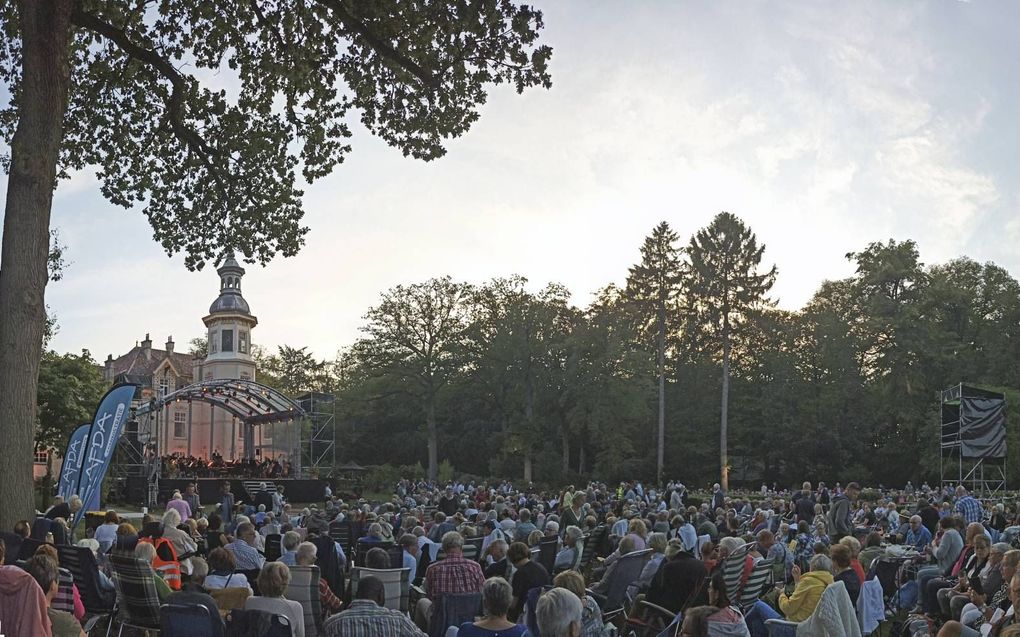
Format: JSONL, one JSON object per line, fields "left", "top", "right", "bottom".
{"left": 296, "top": 392, "right": 337, "bottom": 477}
{"left": 939, "top": 383, "right": 1007, "bottom": 497}
{"left": 111, "top": 378, "right": 305, "bottom": 507}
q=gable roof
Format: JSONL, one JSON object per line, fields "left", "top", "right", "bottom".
{"left": 108, "top": 345, "right": 196, "bottom": 384}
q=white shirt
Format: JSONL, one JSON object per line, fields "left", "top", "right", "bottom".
{"left": 95, "top": 523, "right": 119, "bottom": 552}
{"left": 245, "top": 596, "right": 305, "bottom": 637}
{"left": 205, "top": 572, "right": 252, "bottom": 592}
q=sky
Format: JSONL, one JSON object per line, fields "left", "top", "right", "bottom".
{"left": 4, "top": 0, "right": 1020, "bottom": 362}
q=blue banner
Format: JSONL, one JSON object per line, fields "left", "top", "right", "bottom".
{"left": 73, "top": 383, "right": 137, "bottom": 528}
{"left": 57, "top": 424, "right": 91, "bottom": 500}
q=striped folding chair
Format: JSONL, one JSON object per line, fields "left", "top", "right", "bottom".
{"left": 284, "top": 565, "right": 323, "bottom": 637}
{"left": 721, "top": 542, "right": 774, "bottom": 612}
{"left": 347, "top": 566, "right": 411, "bottom": 613}
{"left": 110, "top": 553, "right": 163, "bottom": 634}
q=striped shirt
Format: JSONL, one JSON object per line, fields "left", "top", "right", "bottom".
{"left": 322, "top": 599, "right": 425, "bottom": 637}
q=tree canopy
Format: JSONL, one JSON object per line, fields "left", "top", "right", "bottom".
{"left": 0, "top": 0, "right": 553, "bottom": 528}
{"left": 251, "top": 217, "right": 1020, "bottom": 489}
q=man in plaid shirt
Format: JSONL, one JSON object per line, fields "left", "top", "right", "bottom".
{"left": 414, "top": 531, "right": 485, "bottom": 629}
{"left": 955, "top": 486, "right": 984, "bottom": 525}
{"left": 324, "top": 576, "right": 424, "bottom": 637}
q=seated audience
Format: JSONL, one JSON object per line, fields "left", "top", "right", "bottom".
{"left": 454, "top": 577, "right": 528, "bottom": 637}
{"left": 24, "top": 555, "right": 85, "bottom": 637}
{"left": 415, "top": 531, "right": 485, "bottom": 629}
{"left": 224, "top": 522, "right": 266, "bottom": 571}
{"left": 323, "top": 575, "right": 424, "bottom": 636}
{"left": 244, "top": 562, "right": 305, "bottom": 637}
{"left": 830, "top": 543, "right": 861, "bottom": 606}
{"left": 294, "top": 541, "right": 342, "bottom": 617}
{"left": 166, "top": 556, "right": 224, "bottom": 631}
{"left": 554, "top": 570, "right": 606, "bottom": 637}
{"left": 536, "top": 587, "right": 583, "bottom": 637}
{"left": 204, "top": 547, "right": 253, "bottom": 592}
{"left": 133, "top": 541, "right": 173, "bottom": 602}
{"left": 279, "top": 530, "right": 302, "bottom": 566}
{"left": 779, "top": 554, "right": 833, "bottom": 622}
{"left": 509, "top": 540, "right": 551, "bottom": 621}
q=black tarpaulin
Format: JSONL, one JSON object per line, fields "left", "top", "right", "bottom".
{"left": 960, "top": 394, "right": 1006, "bottom": 458}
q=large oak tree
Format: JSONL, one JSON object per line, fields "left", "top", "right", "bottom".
{"left": 0, "top": 0, "right": 551, "bottom": 527}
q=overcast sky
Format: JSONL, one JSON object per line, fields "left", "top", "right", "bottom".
{"left": 4, "top": 1, "right": 1019, "bottom": 361}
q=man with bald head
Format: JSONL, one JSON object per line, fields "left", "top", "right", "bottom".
{"left": 905, "top": 515, "right": 932, "bottom": 551}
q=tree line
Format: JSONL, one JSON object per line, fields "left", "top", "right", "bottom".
{"left": 250, "top": 212, "right": 1020, "bottom": 488}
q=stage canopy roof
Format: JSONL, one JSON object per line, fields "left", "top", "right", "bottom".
{"left": 137, "top": 379, "right": 303, "bottom": 425}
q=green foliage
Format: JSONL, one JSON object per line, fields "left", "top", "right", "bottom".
{"left": 0, "top": 0, "right": 553, "bottom": 270}
{"left": 364, "top": 462, "right": 425, "bottom": 492}
{"left": 256, "top": 344, "right": 339, "bottom": 396}
{"left": 624, "top": 221, "right": 684, "bottom": 483}
{"left": 437, "top": 459, "right": 456, "bottom": 485}
{"left": 188, "top": 336, "right": 208, "bottom": 359}
{"left": 125, "top": 220, "right": 1020, "bottom": 490}
{"left": 355, "top": 277, "right": 473, "bottom": 480}
{"left": 35, "top": 349, "right": 107, "bottom": 452}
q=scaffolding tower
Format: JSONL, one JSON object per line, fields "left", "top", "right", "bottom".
{"left": 296, "top": 392, "right": 336, "bottom": 476}
{"left": 940, "top": 383, "right": 1007, "bottom": 497}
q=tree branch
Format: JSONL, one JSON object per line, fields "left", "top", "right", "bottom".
{"left": 249, "top": 0, "right": 287, "bottom": 51}
{"left": 69, "top": 5, "right": 231, "bottom": 202}
{"left": 314, "top": 0, "right": 437, "bottom": 90}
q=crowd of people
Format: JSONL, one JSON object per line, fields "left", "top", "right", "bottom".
{"left": 3, "top": 476, "right": 1020, "bottom": 636}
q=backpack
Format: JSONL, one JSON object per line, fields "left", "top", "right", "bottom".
{"left": 892, "top": 580, "right": 918, "bottom": 611}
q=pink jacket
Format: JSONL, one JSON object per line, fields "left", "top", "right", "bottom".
{"left": 0, "top": 565, "right": 51, "bottom": 637}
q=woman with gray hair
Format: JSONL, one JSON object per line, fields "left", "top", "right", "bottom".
{"left": 553, "top": 526, "right": 584, "bottom": 573}
{"left": 537, "top": 587, "right": 583, "bottom": 637}
{"left": 627, "top": 532, "right": 668, "bottom": 600}
{"left": 778, "top": 553, "right": 833, "bottom": 622}
{"left": 357, "top": 522, "right": 385, "bottom": 543}
{"left": 244, "top": 562, "right": 305, "bottom": 637}
{"left": 451, "top": 577, "right": 528, "bottom": 636}
{"left": 161, "top": 508, "right": 198, "bottom": 575}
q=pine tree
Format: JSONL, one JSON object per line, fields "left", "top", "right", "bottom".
{"left": 688, "top": 213, "right": 776, "bottom": 491}
{"left": 625, "top": 222, "right": 683, "bottom": 485}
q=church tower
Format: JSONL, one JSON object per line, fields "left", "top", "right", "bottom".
{"left": 201, "top": 255, "right": 257, "bottom": 382}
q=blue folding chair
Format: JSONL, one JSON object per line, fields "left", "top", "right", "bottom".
{"left": 161, "top": 603, "right": 223, "bottom": 637}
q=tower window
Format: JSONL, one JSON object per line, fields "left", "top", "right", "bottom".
{"left": 209, "top": 330, "right": 219, "bottom": 354}
{"left": 239, "top": 330, "right": 249, "bottom": 354}
{"left": 222, "top": 329, "right": 234, "bottom": 352}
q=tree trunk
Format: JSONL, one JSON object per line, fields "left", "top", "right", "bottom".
{"left": 42, "top": 452, "right": 54, "bottom": 509}
{"left": 720, "top": 318, "right": 731, "bottom": 492}
{"left": 657, "top": 305, "right": 665, "bottom": 486}
{"left": 0, "top": 0, "right": 73, "bottom": 532}
{"left": 578, "top": 444, "right": 586, "bottom": 475}
{"left": 524, "top": 358, "right": 535, "bottom": 484}
{"left": 561, "top": 425, "right": 569, "bottom": 475}
{"left": 425, "top": 399, "right": 438, "bottom": 482}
